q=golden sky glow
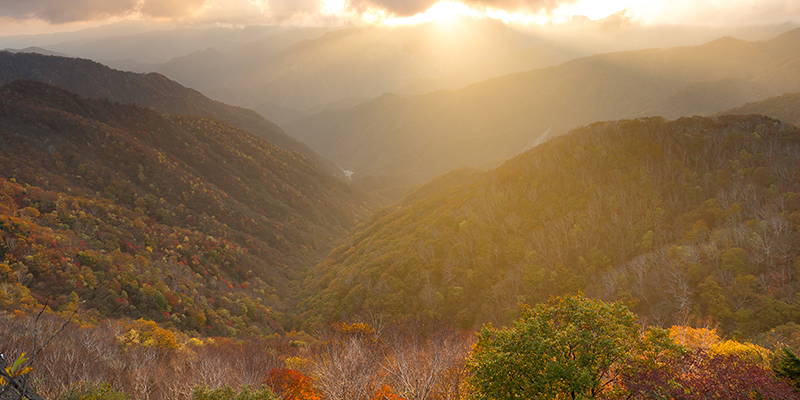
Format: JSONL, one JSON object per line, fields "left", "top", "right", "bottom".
{"left": 0, "top": 0, "right": 799, "bottom": 37}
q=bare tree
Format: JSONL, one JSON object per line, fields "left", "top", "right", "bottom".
{"left": 381, "top": 320, "right": 472, "bottom": 400}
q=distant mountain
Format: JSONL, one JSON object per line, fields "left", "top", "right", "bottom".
{"left": 302, "top": 114, "right": 800, "bottom": 339}
{"left": 0, "top": 80, "right": 375, "bottom": 335}
{"left": 718, "top": 92, "right": 800, "bottom": 126}
{"left": 2, "top": 47, "right": 68, "bottom": 57}
{"left": 0, "top": 51, "right": 342, "bottom": 175}
{"left": 287, "top": 29, "right": 800, "bottom": 189}
{"left": 206, "top": 19, "right": 538, "bottom": 110}
{"left": 85, "top": 22, "right": 795, "bottom": 118}
{"left": 39, "top": 25, "right": 291, "bottom": 64}
{"left": 392, "top": 40, "right": 588, "bottom": 96}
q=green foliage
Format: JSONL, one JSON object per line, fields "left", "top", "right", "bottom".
{"left": 773, "top": 349, "right": 800, "bottom": 391}
{"left": 466, "top": 294, "right": 679, "bottom": 400}
{"left": 192, "top": 385, "right": 278, "bottom": 400}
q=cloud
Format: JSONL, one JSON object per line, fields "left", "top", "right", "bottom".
{"left": 140, "top": 0, "right": 207, "bottom": 19}
{"left": 348, "top": 0, "right": 575, "bottom": 17}
{"left": 0, "top": 0, "right": 214, "bottom": 23}
{"left": 0, "top": 0, "right": 799, "bottom": 27}
{"left": 265, "top": 0, "right": 324, "bottom": 21}
{"left": 0, "top": 0, "right": 138, "bottom": 23}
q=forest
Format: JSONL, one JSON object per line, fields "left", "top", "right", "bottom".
{"left": 305, "top": 114, "right": 800, "bottom": 340}
{"left": 3, "top": 56, "right": 800, "bottom": 399}
{"left": 0, "top": 79, "right": 374, "bottom": 336}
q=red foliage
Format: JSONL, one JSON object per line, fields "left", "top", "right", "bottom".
{"left": 618, "top": 350, "right": 798, "bottom": 399}
{"left": 265, "top": 368, "right": 320, "bottom": 400}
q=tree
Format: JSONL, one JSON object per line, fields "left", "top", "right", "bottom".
{"left": 619, "top": 350, "right": 797, "bottom": 399}
{"left": 466, "top": 294, "right": 675, "bottom": 400}
{"left": 381, "top": 319, "right": 471, "bottom": 400}
{"left": 773, "top": 349, "right": 800, "bottom": 391}
{"left": 310, "top": 322, "right": 384, "bottom": 400}
{"left": 264, "top": 369, "right": 319, "bottom": 400}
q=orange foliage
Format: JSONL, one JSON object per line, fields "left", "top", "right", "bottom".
{"left": 265, "top": 368, "right": 320, "bottom": 400}
{"left": 371, "top": 385, "right": 405, "bottom": 400}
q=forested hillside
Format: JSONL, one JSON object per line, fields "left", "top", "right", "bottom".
{"left": 0, "top": 80, "right": 375, "bottom": 336}
{"left": 0, "top": 51, "right": 341, "bottom": 175}
{"left": 303, "top": 114, "right": 800, "bottom": 338}
{"left": 288, "top": 29, "right": 800, "bottom": 190}
{"left": 720, "top": 92, "right": 800, "bottom": 126}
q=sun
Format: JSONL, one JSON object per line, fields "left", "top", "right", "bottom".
{"left": 384, "top": 1, "right": 480, "bottom": 25}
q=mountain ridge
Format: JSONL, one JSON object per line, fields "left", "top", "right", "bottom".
{"left": 287, "top": 28, "right": 800, "bottom": 190}
{"left": 0, "top": 51, "right": 343, "bottom": 176}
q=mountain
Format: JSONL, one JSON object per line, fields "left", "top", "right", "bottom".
{"left": 38, "top": 25, "right": 290, "bottom": 64}
{"left": 301, "top": 114, "right": 800, "bottom": 339}
{"left": 2, "top": 47, "right": 68, "bottom": 57}
{"left": 0, "top": 51, "right": 342, "bottom": 176}
{"left": 719, "top": 92, "right": 800, "bottom": 126}
{"left": 206, "top": 19, "right": 539, "bottom": 111}
{"left": 0, "top": 80, "right": 376, "bottom": 335}
{"left": 286, "top": 29, "right": 800, "bottom": 190}
{"left": 392, "top": 40, "right": 588, "bottom": 96}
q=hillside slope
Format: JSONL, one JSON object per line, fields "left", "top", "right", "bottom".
{"left": 0, "top": 80, "right": 375, "bottom": 335}
{"left": 302, "top": 114, "right": 800, "bottom": 339}
{"left": 287, "top": 29, "right": 800, "bottom": 187}
{"left": 719, "top": 92, "right": 800, "bottom": 126}
{"left": 0, "top": 51, "right": 341, "bottom": 176}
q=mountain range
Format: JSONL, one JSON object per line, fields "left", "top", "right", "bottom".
{"left": 286, "top": 28, "right": 800, "bottom": 193}
{"left": 0, "top": 51, "right": 342, "bottom": 176}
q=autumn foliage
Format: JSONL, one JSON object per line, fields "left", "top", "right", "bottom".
{"left": 265, "top": 369, "right": 320, "bottom": 400}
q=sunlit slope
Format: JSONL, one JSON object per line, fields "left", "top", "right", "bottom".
{"left": 288, "top": 29, "right": 800, "bottom": 186}
{"left": 302, "top": 114, "right": 800, "bottom": 337}
{"left": 719, "top": 92, "right": 800, "bottom": 126}
{"left": 0, "top": 51, "right": 341, "bottom": 176}
{"left": 0, "top": 80, "right": 375, "bottom": 334}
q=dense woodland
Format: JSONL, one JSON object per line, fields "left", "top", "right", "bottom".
{"left": 0, "top": 80, "right": 374, "bottom": 336}
{"left": 305, "top": 114, "right": 800, "bottom": 340}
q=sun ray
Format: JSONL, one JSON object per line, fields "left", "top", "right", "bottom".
{"left": 383, "top": 1, "right": 481, "bottom": 25}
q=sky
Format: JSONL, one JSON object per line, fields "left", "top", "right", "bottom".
{"left": 0, "top": 0, "right": 799, "bottom": 37}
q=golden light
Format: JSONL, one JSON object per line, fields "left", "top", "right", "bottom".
{"left": 555, "top": 0, "right": 645, "bottom": 20}
{"left": 358, "top": 0, "right": 648, "bottom": 27}
{"left": 383, "top": 1, "right": 481, "bottom": 25}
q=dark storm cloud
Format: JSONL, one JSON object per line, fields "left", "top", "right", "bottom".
{"left": 349, "top": 0, "right": 576, "bottom": 16}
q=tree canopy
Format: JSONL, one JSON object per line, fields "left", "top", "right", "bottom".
{"left": 467, "top": 294, "right": 677, "bottom": 400}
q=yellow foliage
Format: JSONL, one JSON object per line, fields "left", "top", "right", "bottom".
{"left": 117, "top": 319, "right": 179, "bottom": 351}
{"left": 285, "top": 356, "right": 310, "bottom": 374}
{"left": 711, "top": 340, "right": 772, "bottom": 367}
{"left": 669, "top": 326, "right": 720, "bottom": 350}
